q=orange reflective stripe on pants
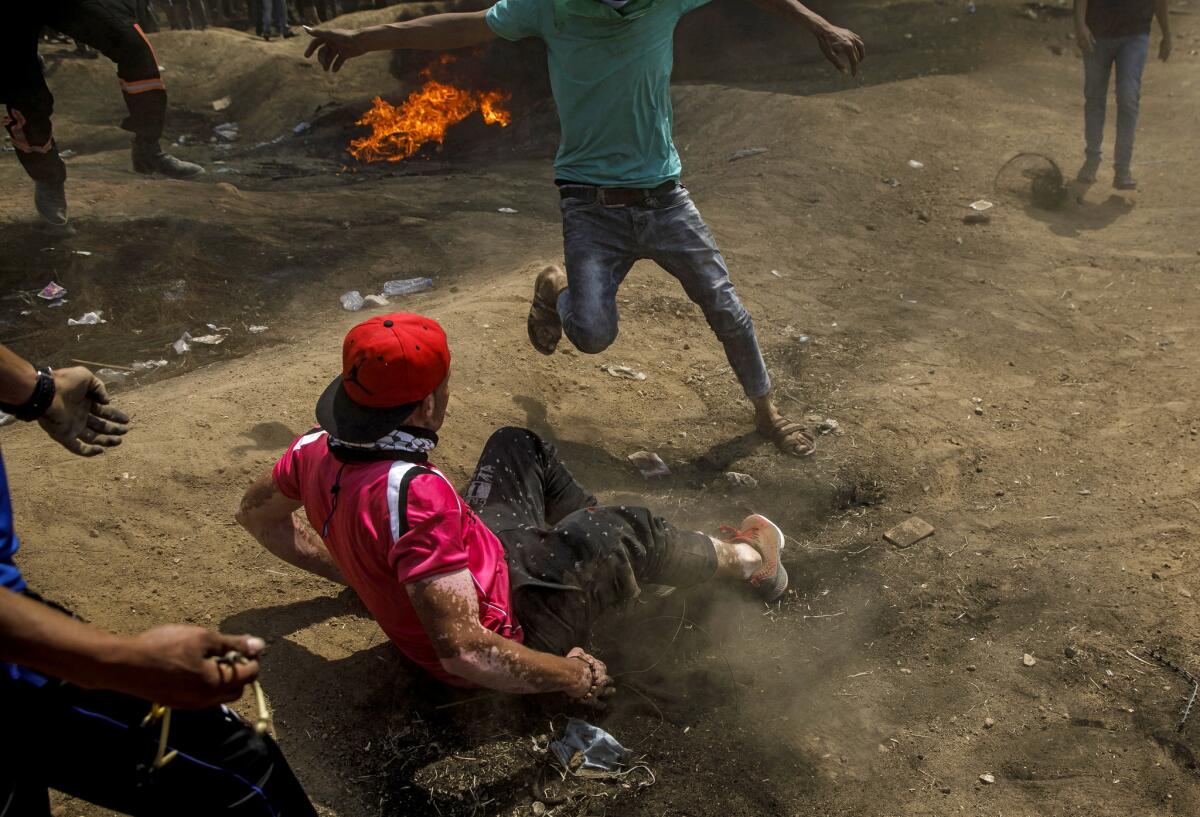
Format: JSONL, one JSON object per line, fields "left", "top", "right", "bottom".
{"left": 3, "top": 109, "right": 54, "bottom": 154}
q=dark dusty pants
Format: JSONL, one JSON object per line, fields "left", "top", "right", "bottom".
{"left": 3, "top": 1, "right": 168, "bottom": 185}
{"left": 0, "top": 678, "right": 317, "bottom": 817}
{"left": 463, "top": 427, "right": 717, "bottom": 655}
{"left": 557, "top": 184, "right": 772, "bottom": 400}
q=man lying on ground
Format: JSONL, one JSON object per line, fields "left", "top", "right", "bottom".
{"left": 238, "top": 313, "right": 788, "bottom": 699}
{"left": 0, "top": 345, "right": 318, "bottom": 815}
{"left": 303, "top": 0, "right": 865, "bottom": 459}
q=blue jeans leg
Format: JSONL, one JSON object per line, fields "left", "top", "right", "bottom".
{"left": 1113, "top": 34, "right": 1149, "bottom": 171}
{"left": 640, "top": 191, "right": 771, "bottom": 400}
{"left": 557, "top": 198, "right": 638, "bottom": 355}
{"left": 1083, "top": 40, "right": 1117, "bottom": 161}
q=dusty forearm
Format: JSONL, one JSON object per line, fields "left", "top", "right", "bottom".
{"left": 0, "top": 590, "right": 134, "bottom": 689}
{"left": 251, "top": 515, "right": 347, "bottom": 585}
{"left": 0, "top": 345, "right": 37, "bottom": 405}
{"left": 358, "top": 13, "right": 493, "bottom": 52}
{"left": 443, "top": 630, "right": 583, "bottom": 695}
{"left": 746, "top": 0, "right": 829, "bottom": 33}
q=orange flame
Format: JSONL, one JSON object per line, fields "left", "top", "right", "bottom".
{"left": 350, "top": 56, "right": 512, "bottom": 163}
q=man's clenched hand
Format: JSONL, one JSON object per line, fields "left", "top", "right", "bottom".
{"left": 815, "top": 24, "right": 865, "bottom": 76}
{"left": 107, "top": 626, "right": 265, "bottom": 709}
{"left": 304, "top": 26, "right": 366, "bottom": 72}
{"left": 38, "top": 367, "right": 129, "bottom": 457}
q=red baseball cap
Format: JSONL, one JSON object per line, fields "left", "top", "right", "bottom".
{"left": 316, "top": 313, "right": 450, "bottom": 442}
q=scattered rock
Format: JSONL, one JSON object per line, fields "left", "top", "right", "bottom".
{"left": 628, "top": 451, "right": 670, "bottom": 479}
{"left": 883, "top": 516, "right": 935, "bottom": 549}
{"left": 724, "top": 472, "right": 759, "bottom": 490}
{"left": 983, "top": 717, "right": 995, "bottom": 729}
{"left": 1022, "top": 653, "right": 1037, "bottom": 667}
{"left": 531, "top": 803, "right": 546, "bottom": 816}
{"left": 974, "top": 406, "right": 984, "bottom": 416}
{"left": 600, "top": 364, "right": 646, "bottom": 381}
{"left": 1180, "top": 588, "right": 1193, "bottom": 599}
{"left": 1064, "top": 645, "right": 1078, "bottom": 658}
{"left": 979, "top": 772, "right": 996, "bottom": 784}
{"left": 967, "top": 664, "right": 977, "bottom": 672}
{"left": 730, "top": 147, "right": 769, "bottom": 162}
{"left": 1078, "top": 489, "right": 1092, "bottom": 496}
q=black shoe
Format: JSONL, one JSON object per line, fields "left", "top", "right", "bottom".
{"left": 262, "top": 31, "right": 273, "bottom": 41}
{"left": 282, "top": 28, "right": 297, "bottom": 38}
{"left": 1113, "top": 168, "right": 1137, "bottom": 191}
{"left": 132, "top": 140, "right": 205, "bottom": 178}
{"left": 1076, "top": 157, "right": 1100, "bottom": 185}
{"left": 34, "top": 181, "right": 69, "bottom": 227}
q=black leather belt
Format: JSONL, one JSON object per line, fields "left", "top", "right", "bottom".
{"left": 557, "top": 179, "right": 680, "bottom": 207}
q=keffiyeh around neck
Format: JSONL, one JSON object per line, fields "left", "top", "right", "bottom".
{"left": 327, "top": 427, "right": 437, "bottom": 456}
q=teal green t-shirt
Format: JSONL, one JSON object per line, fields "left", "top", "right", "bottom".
{"left": 486, "top": 0, "right": 712, "bottom": 188}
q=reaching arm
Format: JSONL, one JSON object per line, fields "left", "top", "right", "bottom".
{"left": 304, "top": 12, "right": 495, "bottom": 73}
{"left": 407, "top": 569, "right": 614, "bottom": 699}
{"left": 0, "top": 590, "right": 262, "bottom": 708}
{"left": 0, "top": 343, "right": 128, "bottom": 457}
{"left": 745, "top": 0, "right": 865, "bottom": 76}
{"left": 236, "top": 473, "right": 348, "bottom": 585}
{"left": 1155, "top": 0, "right": 1172, "bottom": 61}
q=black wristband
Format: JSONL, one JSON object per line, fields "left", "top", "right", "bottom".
{"left": 0, "top": 367, "right": 55, "bottom": 422}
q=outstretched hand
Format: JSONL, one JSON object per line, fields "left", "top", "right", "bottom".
{"left": 814, "top": 24, "right": 865, "bottom": 76}
{"left": 303, "top": 25, "right": 365, "bottom": 72}
{"left": 38, "top": 367, "right": 129, "bottom": 457}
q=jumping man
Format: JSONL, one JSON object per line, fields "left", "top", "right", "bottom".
{"left": 303, "top": 0, "right": 865, "bottom": 457}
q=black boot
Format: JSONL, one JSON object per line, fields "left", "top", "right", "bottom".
{"left": 34, "top": 180, "right": 74, "bottom": 233}
{"left": 132, "top": 138, "right": 205, "bottom": 178}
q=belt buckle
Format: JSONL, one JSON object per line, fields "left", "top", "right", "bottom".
{"left": 598, "top": 188, "right": 627, "bottom": 208}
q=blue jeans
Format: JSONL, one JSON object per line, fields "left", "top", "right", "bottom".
{"left": 1084, "top": 34, "right": 1150, "bottom": 170}
{"left": 261, "top": 0, "right": 287, "bottom": 34}
{"left": 556, "top": 185, "right": 771, "bottom": 399}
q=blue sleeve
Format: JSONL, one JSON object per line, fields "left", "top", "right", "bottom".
{"left": 485, "top": 0, "right": 548, "bottom": 41}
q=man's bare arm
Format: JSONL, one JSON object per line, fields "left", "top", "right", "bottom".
{"left": 0, "top": 590, "right": 263, "bottom": 709}
{"left": 236, "top": 473, "right": 348, "bottom": 585}
{"left": 304, "top": 12, "right": 495, "bottom": 73}
{"left": 745, "top": 0, "right": 865, "bottom": 76}
{"left": 1155, "top": 0, "right": 1172, "bottom": 61}
{"left": 407, "top": 569, "right": 614, "bottom": 698}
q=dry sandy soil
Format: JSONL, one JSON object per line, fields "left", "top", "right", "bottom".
{"left": 3, "top": 1, "right": 1200, "bottom": 815}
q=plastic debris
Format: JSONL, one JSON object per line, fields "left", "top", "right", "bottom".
{"left": 72, "top": 250, "right": 92, "bottom": 256}
{"left": 59, "top": 149, "right": 77, "bottom": 159}
{"left": 969, "top": 200, "right": 994, "bottom": 211}
{"left": 730, "top": 147, "right": 769, "bottom": 162}
{"left": 0, "top": 412, "right": 14, "bottom": 427}
{"left": 628, "top": 451, "right": 670, "bottom": 479}
{"left": 97, "top": 368, "right": 129, "bottom": 383}
{"left": 293, "top": 121, "right": 312, "bottom": 135}
{"left": 67, "top": 311, "right": 105, "bottom": 326}
{"left": 1022, "top": 653, "right": 1037, "bottom": 667}
{"left": 883, "top": 177, "right": 900, "bottom": 187}
{"left": 908, "top": 159, "right": 925, "bottom": 169}
{"left": 172, "top": 332, "right": 192, "bottom": 355}
{"left": 497, "top": 207, "right": 518, "bottom": 214}
{"left": 549, "top": 719, "right": 632, "bottom": 777}
{"left": 213, "top": 123, "right": 240, "bottom": 142}
{"left": 340, "top": 291, "right": 365, "bottom": 312}
{"left": 190, "top": 333, "right": 226, "bottom": 345}
{"left": 382, "top": 278, "right": 434, "bottom": 297}
{"left": 600, "top": 364, "right": 646, "bottom": 381}
{"left": 883, "top": 516, "right": 935, "bottom": 548}
{"left": 212, "top": 96, "right": 232, "bottom": 111}
{"left": 979, "top": 772, "right": 996, "bottom": 784}
{"left": 131, "top": 359, "right": 169, "bottom": 371}
{"left": 816, "top": 417, "right": 841, "bottom": 435}
{"left": 362, "top": 294, "right": 390, "bottom": 308}
{"left": 248, "top": 325, "right": 268, "bottom": 334}
{"left": 38, "top": 282, "right": 66, "bottom": 301}
{"left": 724, "top": 472, "right": 759, "bottom": 489}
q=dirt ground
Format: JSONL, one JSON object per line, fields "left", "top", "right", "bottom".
{"left": 3, "top": 1, "right": 1200, "bottom": 815}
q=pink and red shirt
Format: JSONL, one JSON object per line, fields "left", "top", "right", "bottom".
{"left": 272, "top": 430, "right": 521, "bottom": 685}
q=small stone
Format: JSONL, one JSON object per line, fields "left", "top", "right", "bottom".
{"left": 1064, "top": 645, "right": 1078, "bottom": 658}
{"left": 939, "top": 786, "right": 952, "bottom": 795}
{"left": 974, "top": 406, "right": 984, "bottom": 416}
{"left": 979, "top": 772, "right": 996, "bottom": 784}
{"left": 899, "top": 668, "right": 913, "bottom": 674}
{"left": 967, "top": 664, "right": 977, "bottom": 672}
{"left": 1022, "top": 653, "right": 1037, "bottom": 667}
{"left": 1078, "top": 489, "right": 1092, "bottom": 496}
{"left": 1180, "top": 589, "right": 1193, "bottom": 599}
{"left": 883, "top": 516, "right": 935, "bottom": 549}
{"left": 531, "top": 802, "right": 547, "bottom": 816}
{"left": 983, "top": 717, "right": 995, "bottom": 729}
{"left": 88, "top": 529, "right": 99, "bottom": 538}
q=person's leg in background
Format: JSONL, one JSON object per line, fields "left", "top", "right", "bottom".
{"left": 1, "top": 21, "right": 72, "bottom": 229}
{"left": 134, "top": 0, "right": 160, "bottom": 33}
{"left": 44, "top": 0, "right": 204, "bottom": 179}
{"left": 1, "top": 677, "right": 318, "bottom": 817}
{"left": 1112, "top": 33, "right": 1150, "bottom": 190}
{"left": 1079, "top": 37, "right": 1117, "bottom": 183}
{"left": 188, "top": 0, "right": 210, "bottom": 29}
